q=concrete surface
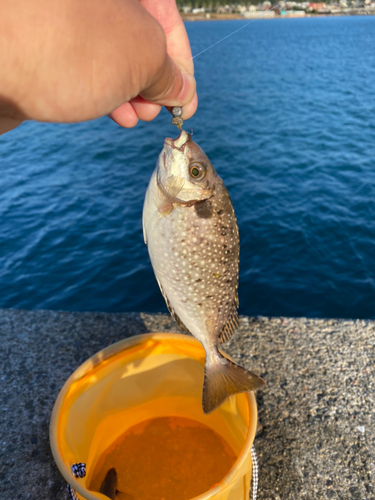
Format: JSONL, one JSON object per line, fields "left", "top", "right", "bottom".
{"left": 0, "top": 309, "right": 373, "bottom": 500}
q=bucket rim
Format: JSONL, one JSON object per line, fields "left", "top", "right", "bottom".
{"left": 50, "top": 332, "right": 258, "bottom": 500}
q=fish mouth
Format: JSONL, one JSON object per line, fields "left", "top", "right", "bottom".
{"left": 164, "top": 130, "right": 191, "bottom": 152}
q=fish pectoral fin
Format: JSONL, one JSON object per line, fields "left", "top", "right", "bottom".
{"left": 156, "top": 175, "right": 185, "bottom": 213}
{"left": 218, "top": 295, "right": 240, "bottom": 344}
{"left": 155, "top": 277, "right": 190, "bottom": 333}
{"left": 202, "top": 351, "right": 266, "bottom": 414}
{"left": 142, "top": 213, "right": 147, "bottom": 245}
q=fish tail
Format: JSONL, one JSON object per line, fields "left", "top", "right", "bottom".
{"left": 202, "top": 351, "right": 266, "bottom": 414}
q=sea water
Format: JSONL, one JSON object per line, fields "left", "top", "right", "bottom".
{"left": 1, "top": 16, "right": 375, "bottom": 319}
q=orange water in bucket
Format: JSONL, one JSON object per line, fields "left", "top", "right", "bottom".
{"left": 89, "top": 416, "right": 237, "bottom": 499}
{"left": 50, "top": 333, "right": 257, "bottom": 500}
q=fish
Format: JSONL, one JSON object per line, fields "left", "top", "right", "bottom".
{"left": 142, "top": 130, "right": 265, "bottom": 414}
{"left": 99, "top": 468, "right": 118, "bottom": 500}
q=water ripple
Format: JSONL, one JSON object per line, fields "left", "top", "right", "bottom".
{"left": 1, "top": 17, "right": 375, "bottom": 318}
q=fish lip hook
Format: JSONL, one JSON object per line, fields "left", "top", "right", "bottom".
{"left": 164, "top": 132, "right": 190, "bottom": 152}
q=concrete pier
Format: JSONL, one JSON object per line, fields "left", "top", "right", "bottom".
{"left": 0, "top": 309, "right": 373, "bottom": 499}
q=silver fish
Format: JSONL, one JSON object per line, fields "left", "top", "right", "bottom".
{"left": 143, "top": 131, "right": 265, "bottom": 414}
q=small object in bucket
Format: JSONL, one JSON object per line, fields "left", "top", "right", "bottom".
{"left": 143, "top": 131, "right": 266, "bottom": 414}
{"left": 99, "top": 467, "right": 118, "bottom": 500}
{"left": 171, "top": 106, "right": 183, "bottom": 130}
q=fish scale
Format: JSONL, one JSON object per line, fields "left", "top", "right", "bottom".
{"left": 152, "top": 183, "right": 238, "bottom": 339}
{"left": 143, "top": 130, "right": 265, "bottom": 413}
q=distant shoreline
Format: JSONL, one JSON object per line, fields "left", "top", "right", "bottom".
{"left": 181, "top": 12, "right": 375, "bottom": 21}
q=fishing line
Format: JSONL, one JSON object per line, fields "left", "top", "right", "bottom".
{"left": 191, "top": 4, "right": 280, "bottom": 60}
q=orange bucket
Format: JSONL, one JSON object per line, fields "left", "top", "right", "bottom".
{"left": 50, "top": 333, "right": 258, "bottom": 500}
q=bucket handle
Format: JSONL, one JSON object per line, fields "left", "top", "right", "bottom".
{"left": 67, "top": 463, "right": 86, "bottom": 500}
{"left": 250, "top": 444, "right": 259, "bottom": 500}
{"left": 66, "top": 448, "right": 258, "bottom": 500}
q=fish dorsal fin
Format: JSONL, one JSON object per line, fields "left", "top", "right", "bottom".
{"left": 155, "top": 277, "right": 190, "bottom": 333}
{"left": 218, "top": 295, "right": 240, "bottom": 344}
{"left": 156, "top": 175, "right": 185, "bottom": 213}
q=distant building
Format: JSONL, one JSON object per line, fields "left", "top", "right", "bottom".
{"left": 244, "top": 9, "right": 276, "bottom": 17}
{"left": 282, "top": 9, "right": 306, "bottom": 15}
{"left": 309, "top": 2, "right": 326, "bottom": 7}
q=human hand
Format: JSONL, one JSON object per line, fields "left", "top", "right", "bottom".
{"left": 110, "top": 0, "right": 197, "bottom": 128}
{"left": 0, "top": 0, "right": 197, "bottom": 134}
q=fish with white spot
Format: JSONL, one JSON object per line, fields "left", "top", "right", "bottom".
{"left": 143, "top": 130, "right": 265, "bottom": 414}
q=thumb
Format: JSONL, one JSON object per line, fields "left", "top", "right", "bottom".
{"left": 139, "top": 54, "right": 196, "bottom": 109}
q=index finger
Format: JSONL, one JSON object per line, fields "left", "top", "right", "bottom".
{"left": 139, "top": 0, "right": 194, "bottom": 76}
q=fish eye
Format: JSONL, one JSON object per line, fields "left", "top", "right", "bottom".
{"left": 189, "top": 162, "right": 206, "bottom": 180}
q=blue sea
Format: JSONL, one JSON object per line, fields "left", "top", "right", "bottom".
{"left": 1, "top": 16, "right": 375, "bottom": 319}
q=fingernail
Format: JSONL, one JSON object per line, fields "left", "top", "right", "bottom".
{"left": 178, "top": 73, "right": 196, "bottom": 104}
